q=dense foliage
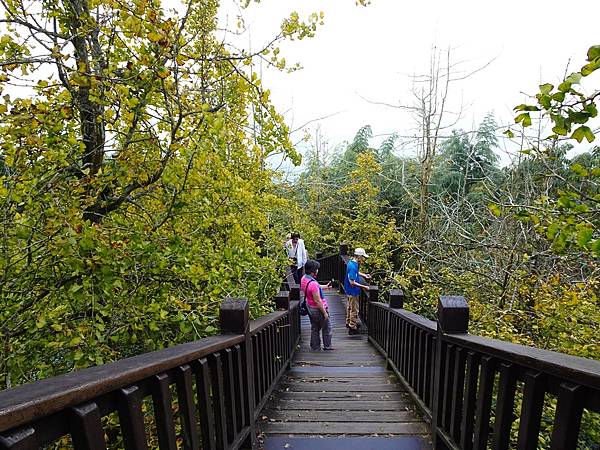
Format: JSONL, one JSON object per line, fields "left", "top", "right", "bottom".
{"left": 287, "top": 45, "right": 599, "bottom": 448}
{"left": 0, "top": 0, "right": 324, "bottom": 388}
{"left": 0, "top": 0, "right": 597, "bottom": 445}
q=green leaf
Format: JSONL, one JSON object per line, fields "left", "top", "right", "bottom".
{"left": 539, "top": 83, "right": 553, "bottom": 94}
{"left": 558, "top": 81, "right": 571, "bottom": 92}
{"left": 514, "top": 104, "right": 539, "bottom": 112}
{"left": 577, "top": 228, "right": 593, "bottom": 248}
{"left": 552, "top": 125, "right": 568, "bottom": 136}
{"left": 587, "top": 45, "right": 600, "bottom": 62}
{"left": 571, "top": 126, "right": 595, "bottom": 143}
{"left": 584, "top": 103, "right": 598, "bottom": 118}
{"left": 592, "top": 239, "right": 600, "bottom": 257}
{"left": 515, "top": 113, "right": 532, "bottom": 127}
{"left": 488, "top": 203, "right": 501, "bottom": 217}
{"left": 581, "top": 60, "right": 600, "bottom": 76}
{"left": 503, "top": 129, "right": 514, "bottom": 138}
{"left": 570, "top": 163, "right": 589, "bottom": 177}
{"left": 546, "top": 222, "right": 560, "bottom": 240}
{"left": 565, "top": 72, "right": 582, "bottom": 85}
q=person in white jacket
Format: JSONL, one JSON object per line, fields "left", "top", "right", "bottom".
{"left": 285, "top": 232, "right": 308, "bottom": 284}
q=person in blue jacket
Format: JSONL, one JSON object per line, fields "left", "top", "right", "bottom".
{"left": 344, "top": 248, "right": 371, "bottom": 335}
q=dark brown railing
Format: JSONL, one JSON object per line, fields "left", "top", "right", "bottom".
{"left": 0, "top": 293, "right": 300, "bottom": 450}
{"left": 365, "top": 292, "right": 600, "bottom": 450}
{"left": 330, "top": 243, "right": 600, "bottom": 449}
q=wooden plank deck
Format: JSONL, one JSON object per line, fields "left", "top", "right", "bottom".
{"left": 258, "top": 291, "right": 432, "bottom": 449}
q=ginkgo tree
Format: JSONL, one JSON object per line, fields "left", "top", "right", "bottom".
{"left": 0, "top": 0, "right": 324, "bottom": 388}
{"left": 506, "top": 44, "right": 600, "bottom": 257}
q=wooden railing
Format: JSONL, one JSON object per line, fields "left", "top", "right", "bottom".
{"left": 365, "top": 292, "right": 600, "bottom": 450}
{"left": 330, "top": 243, "right": 600, "bottom": 449}
{"left": 0, "top": 293, "right": 300, "bottom": 450}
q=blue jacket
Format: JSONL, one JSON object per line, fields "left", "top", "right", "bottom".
{"left": 344, "top": 259, "right": 362, "bottom": 296}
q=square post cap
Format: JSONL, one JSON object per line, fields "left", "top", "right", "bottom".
{"left": 438, "top": 296, "right": 469, "bottom": 334}
{"left": 339, "top": 243, "right": 349, "bottom": 255}
{"left": 315, "top": 251, "right": 323, "bottom": 260}
{"left": 368, "top": 285, "right": 379, "bottom": 302}
{"left": 274, "top": 291, "right": 290, "bottom": 310}
{"left": 289, "top": 285, "right": 300, "bottom": 302}
{"left": 389, "top": 288, "right": 405, "bottom": 309}
{"left": 220, "top": 298, "right": 249, "bottom": 334}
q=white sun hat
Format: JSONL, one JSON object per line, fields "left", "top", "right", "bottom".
{"left": 354, "top": 248, "right": 369, "bottom": 258}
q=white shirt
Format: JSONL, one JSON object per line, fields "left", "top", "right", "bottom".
{"left": 285, "top": 239, "right": 307, "bottom": 268}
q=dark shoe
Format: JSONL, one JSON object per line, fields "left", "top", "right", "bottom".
{"left": 323, "top": 347, "right": 335, "bottom": 351}
{"left": 348, "top": 328, "right": 360, "bottom": 335}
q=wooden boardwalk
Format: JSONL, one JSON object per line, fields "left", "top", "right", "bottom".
{"left": 258, "top": 291, "right": 432, "bottom": 449}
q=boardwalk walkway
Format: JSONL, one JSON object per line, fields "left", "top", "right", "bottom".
{"left": 258, "top": 291, "right": 432, "bottom": 450}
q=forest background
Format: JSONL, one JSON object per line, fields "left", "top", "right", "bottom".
{"left": 0, "top": 0, "right": 598, "bottom": 446}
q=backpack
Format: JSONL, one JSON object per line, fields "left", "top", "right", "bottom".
{"left": 299, "top": 279, "right": 315, "bottom": 316}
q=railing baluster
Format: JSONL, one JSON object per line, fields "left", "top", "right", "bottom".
{"left": 393, "top": 316, "right": 400, "bottom": 369}
{"left": 260, "top": 331, "right": 268, "bottom": 398}
{"left": 450, "top": 347, "right": 467, "bottom": 441}
{"left": 222, "top": 348, "right": 237, "bottom": 442}
{"left": 423, "top": 333, "right": 433, "bottom": 407}
{"left": 70, "top": 402, "right": 107, "bottom": 450}
{"left": 209, "top": 353, "right": 228, "bottom": 449}
{"left": 550, "top": 383, "right": 584, "bottom": 450}
{"left": 195, "top": 357, "right": 216, "bottom": 450}
{"left": 492, "top": 363, "right": 517, "bottom": 450}
{"left": 252, "top": 335, "right": 261, "bottom": 405}
{"left": 516, "top": 371, "right": 545, "bottom": 450}
{"left": 473, "top": 356, "right": 496, "bottom": 450}
{"left": 401, "top": 321, "right": 408, "bottom": 377}
{"left": 442, "top": 344, "right": 455, "bottom": 429}
{"left": 176, "top": 365, "right": 199, "bottom": 450}
{"left": 0, "top": 427, "right": 37, "bottom": 450}
{"left": 117, "top": 385, "right": 148, "bottom": 450}
{"left": 460, "top": 352, "right": 479, "bottom": 450}
{"left": 416, "top": 329, "right": 425, "bottom": 398}
{"left": 232, "top": 345, "right": 245, "bottom": 431}
{"left": 151, "top": 374, "right": 177, "bottom": 450}
{"left": 429, "top": 335, "right": 437, "bottom": 411}
{"left": 410, "top": 325, "right": 418, "bottom": 388}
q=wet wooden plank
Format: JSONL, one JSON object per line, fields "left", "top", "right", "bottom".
{"left": 261, "top": 421, "right": 430, "bottom": 435}
{"left": 261, "top": 409, "right": 420, "bottom": 422}
{"left": 264, "top": 400, "right": 415, "bottom": 410}
{"left": 277, "top": 383, "right": 403, "bottom": 392}
{"left": 271, "top": 390, "right": 407, "bottom": 401}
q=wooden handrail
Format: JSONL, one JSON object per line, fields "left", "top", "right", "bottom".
{"left": 365, "top": 294, "right": 600, "bottom": 450}
{"left": 0, "top": 293, "right": 301, "bottom": 449}
{"left": 0, "top": 334, "right": 244, "bottom": 434}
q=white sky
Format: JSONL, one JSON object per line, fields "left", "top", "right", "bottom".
{"left": 215, "top": 0, "right": 600, "bottom": 170}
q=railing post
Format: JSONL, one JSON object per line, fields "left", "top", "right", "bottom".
{"left": 220, "top": 298, "right": 256, "bottom": 449}
{"left": 315, "top": 251, "right": 323, "bottom": 260}
{"left": 338, "top": 243, "right": 348, "bottom": 294}
{"left": 273, "top": 291, "right": 290, "bottom": 310}
{"left": 385, "top": 289, "right": 404, "bottom": 364}
{"left": 389, "top": 289, "right": 404, "bottom": 309}
{"left": 364, "top": 286, "right": 378, "bottom": 330}
{"left": 432, "top": 296, "right": 469, "bottom": 450}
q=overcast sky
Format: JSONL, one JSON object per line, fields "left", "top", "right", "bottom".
{"left": 216, "top": 0, "right": 600, "bottom": 171}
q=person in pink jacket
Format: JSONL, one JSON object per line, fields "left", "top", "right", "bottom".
{"left": 301, "top": 259, "right": 334, "bottom": 351}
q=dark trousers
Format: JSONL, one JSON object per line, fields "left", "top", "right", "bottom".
{"left": 307, "top": 306, "right": 332, "bottom": 350}
{"left": 291, "top": 265, "right": 303, "bottom": 285}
